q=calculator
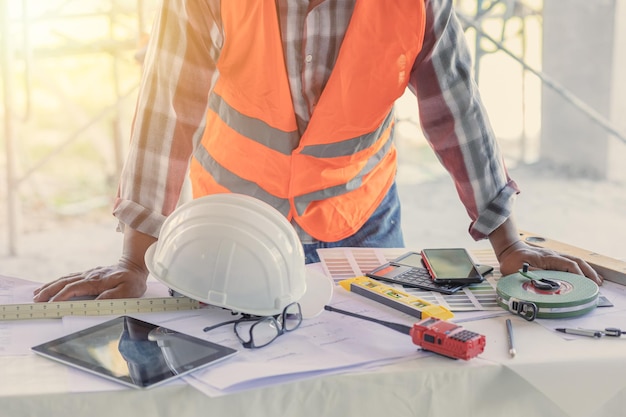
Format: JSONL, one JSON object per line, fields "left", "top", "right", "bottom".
{"left": 366, "top": 252, "right": 466, "bottom": 295}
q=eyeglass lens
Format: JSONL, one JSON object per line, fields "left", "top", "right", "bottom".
{"left": 234, "top": 302, "right": 302, "bottom": 348}
{"left": 281, "top": 302, "right": 302, "bottom": 331}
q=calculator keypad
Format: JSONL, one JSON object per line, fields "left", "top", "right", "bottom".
{"left": 367, "top": 266, "right": 465, "bottom": 294}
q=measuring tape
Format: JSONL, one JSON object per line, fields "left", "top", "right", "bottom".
{"left": 0, "top": 297, "right": 201, "bottom": 321}
{"left": 496, "top": 270, "right": 599, "bottom": 320}
{"left": 339, "top": 276, "right": 454, "bottom": 320}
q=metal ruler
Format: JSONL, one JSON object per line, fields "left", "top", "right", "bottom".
{"left": 0, "top": 296, "right": 201, "bottom": 321}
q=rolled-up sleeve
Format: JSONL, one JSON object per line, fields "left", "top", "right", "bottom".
{"left": 113, "top": 0, "right": 221, "bottom": 237}
{"left": 409, "top": 0, "right": 520, "bottom": 240}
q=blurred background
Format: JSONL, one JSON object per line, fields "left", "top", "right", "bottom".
{"left": 1, "top": 0, "right": 625, "bottom": 281}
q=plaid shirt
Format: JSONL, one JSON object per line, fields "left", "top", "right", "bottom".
{"left": 114, "top": 0, "right": 519, "bottom": 241}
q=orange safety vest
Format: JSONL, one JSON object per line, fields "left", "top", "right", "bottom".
{"left": 190, "top": 0, "right": 425, "bottom": 242}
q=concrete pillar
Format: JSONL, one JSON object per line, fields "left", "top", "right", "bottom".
{"left": 541, "top": 0, "right": 619, "bottom": 179}
{"left": 608, "top": 1, "right": 626, "bottom": 182}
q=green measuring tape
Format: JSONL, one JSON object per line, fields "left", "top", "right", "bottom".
{"left": 496, "top": 270, "right": 599, "bottom": 320}
{"left": 0, "top": 297, "right": 201, "bottom": 320}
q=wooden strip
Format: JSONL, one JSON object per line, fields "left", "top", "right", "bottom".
{"left": 519, "top": 230, "right": 626, "bottom": 285}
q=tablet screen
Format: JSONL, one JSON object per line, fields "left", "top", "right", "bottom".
{"left": 32, "top": 315, "right": 237, "bottom": 389}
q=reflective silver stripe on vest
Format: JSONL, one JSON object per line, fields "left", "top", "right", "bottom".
{"left": 293, "top": 124, "right": 395, "bottom": 216}
{"left": 300, "top": 110, "right": 394, "bottom": 158}
{"left": 193, "top": 144, "right": 291, "bottom": 217}
{"left": 200, "top": 98, "right": 396, "bottom": 217}
{"left": 209, "top": 93, "right": 300, "bottom": 155}
{"left": 211, "top": 92, "right": 394, "bottom": 160}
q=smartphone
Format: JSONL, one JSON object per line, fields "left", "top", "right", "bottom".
{"left": 420, "top": 248, "right": 484, "bottom": 285}
{"left": 396, "top": 251, "right": 493, "bottom": 276}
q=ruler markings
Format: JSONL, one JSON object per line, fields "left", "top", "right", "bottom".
{"left": 0, "top": 297, "right": 201, "bottom": 320}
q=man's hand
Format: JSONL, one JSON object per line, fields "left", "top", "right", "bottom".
{"left": 33, "top": 226, "right": 157, "bottom": 302}
{"left": 489, "top": 218, "right": 603, "bottom": 285}
{"left": 33, "top": 259, "right": 149, "bottom": 302}
{"left": 496, "top": 240, "right": 603, "bottom": 285}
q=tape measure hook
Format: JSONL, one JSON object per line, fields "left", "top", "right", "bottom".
{"left": 519, "top": 263, "right": 560, "bottom": 291}
{"left": 508, "top": 297, "right": 537, "bottom": 321}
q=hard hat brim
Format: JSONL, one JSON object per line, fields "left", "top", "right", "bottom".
{"left": 300, "top": 268, "right": 334, "bottom": 319}
{"left": 146, "top": 242, "right": 334, "bottom": 319}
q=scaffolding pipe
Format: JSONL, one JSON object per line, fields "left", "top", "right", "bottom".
{"left": 458, "top": 12, "right": 626, "bottom": 145}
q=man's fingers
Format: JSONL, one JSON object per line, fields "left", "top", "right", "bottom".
{"left": 48, "top": 281, "right": 101, "bottom": 302}
{"left": 32, "top": 264, "right": 149, "bottom": 302}
{"left": 500, "top": 245, "right": 603, "bottom": 286}
{"left": 33, "top": 273, "right": 82, "bottom": 296}
{"left": 537, "top": 251, "right": 603, "bottom": 285}
{"left": 33, "top": 268, "right": 109, "bottom": 302}
{"left": 33, "top": 276, "right": 87, "bottom": 302}
{"left": 561, "top": 254, "right": 603, "bottom": 285}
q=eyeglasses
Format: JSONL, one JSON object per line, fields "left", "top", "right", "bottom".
{"left": 203, "top": 302, "right": 302, "bottom": 348}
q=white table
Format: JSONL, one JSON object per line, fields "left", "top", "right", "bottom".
{"left": 2, "top": 253, "right": 626, "bottom": 417}
{"left": 2, "top": 330, "right": 626, "bottom": 417}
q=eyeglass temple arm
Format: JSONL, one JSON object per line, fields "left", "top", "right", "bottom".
{"left": 324, "top": 305, "right": 412, "bottom": 335}
{"left": 203, "top": 318, "right": 248, "bottom": 332}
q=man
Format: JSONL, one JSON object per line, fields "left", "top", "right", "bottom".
{"left": 34, "top": 0, "right": 601, "bottom": 302}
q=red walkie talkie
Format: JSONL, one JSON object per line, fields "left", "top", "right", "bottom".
{"left": 409, "top": 317, "right": 486, "bottom": 360}
{"left": 324, "top": 306, "right": 486, "bottom": 360}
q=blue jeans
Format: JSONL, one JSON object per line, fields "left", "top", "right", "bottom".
{"left": 302, "top": 182, "right": 405, "bottom": 264}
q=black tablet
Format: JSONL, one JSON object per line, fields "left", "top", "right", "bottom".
{"left": 32, "top": 315, "right": 237, "bottom": 389}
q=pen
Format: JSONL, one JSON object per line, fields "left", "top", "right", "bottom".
{"left": 604, "top": 327, "right": 625, "bottom": 337}
{"left": 555, "top": 328, "right": 604, "bottom": 338}
{"left": 506, "top": 319, "right": 516, "bottom": 357}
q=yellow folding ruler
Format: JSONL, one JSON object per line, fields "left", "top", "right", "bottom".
{"left": 0, "top": 296, "right": 201, "bottom": 321}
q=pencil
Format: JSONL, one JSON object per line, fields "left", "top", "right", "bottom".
{"left": 506, "top": 318, "right": 516, "bottom": 357}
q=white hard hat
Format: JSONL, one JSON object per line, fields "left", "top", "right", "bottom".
{"left": 145, "top": 193, "right": 332, "bottom": 318}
